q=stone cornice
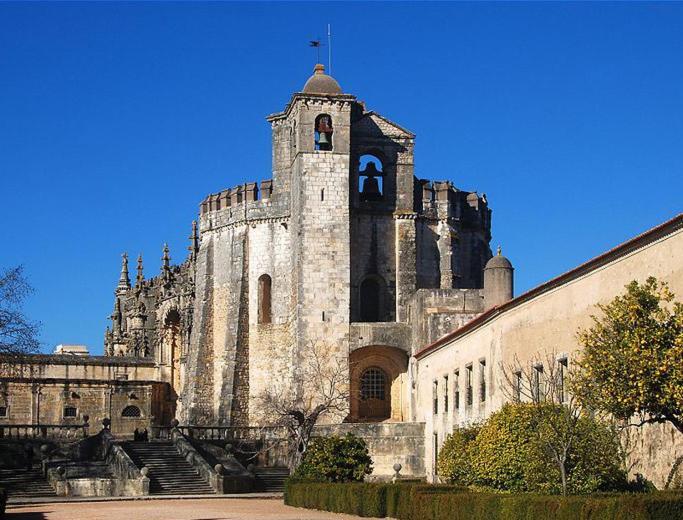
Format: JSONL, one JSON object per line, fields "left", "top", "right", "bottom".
{"left": 267, "top": 92, "right": 357, "bottom": 123}
{"left": 202, "top": 214, "right": 291, "bottom": 233}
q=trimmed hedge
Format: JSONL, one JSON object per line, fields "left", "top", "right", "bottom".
{"left": 284, "top": 481, "right": 683, "bottom": 520}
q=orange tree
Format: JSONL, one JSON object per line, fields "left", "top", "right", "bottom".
{"left": 572, "top": 277, "right": 683, "bottom": 434}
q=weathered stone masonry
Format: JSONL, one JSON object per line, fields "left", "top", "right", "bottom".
{"left": 96, "top": 64, "right": 500, "bottom": 431}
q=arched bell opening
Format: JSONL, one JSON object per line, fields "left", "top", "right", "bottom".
{"left": 349, "top": 346, "right": 408, "bottom": 422}
{"left": 315, "top": 114, "right": 333, "bottom": 151}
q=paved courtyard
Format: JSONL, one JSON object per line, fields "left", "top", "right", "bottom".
{"left": 4, "top": 498, "right": 363, "bottom": 520}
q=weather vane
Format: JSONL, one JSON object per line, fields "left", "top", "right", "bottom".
{"left": 309, "top": 24, "right": 332, "bottom": 73}
{"left": 309, "top": 39, "right": 324, "bottom": 64}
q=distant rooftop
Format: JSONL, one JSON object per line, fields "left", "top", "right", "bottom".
{"left": 53, "top": 344, "right": 89, "bottom": 356}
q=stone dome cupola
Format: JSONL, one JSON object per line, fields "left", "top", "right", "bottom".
{"left": 302, "top": 64, "right": 343, "bottom": 95}
{"left": 483, "top": 246, "right": 514, "bottom": 310}
{"left": 485, "top": 246, "right": 513, "bottom": 269}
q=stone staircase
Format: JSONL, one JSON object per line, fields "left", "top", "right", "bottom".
{"left": 122, "top": 441, "right": 215, "bottom": 495}
{"left": 0, "top": 467, "right": 57, "bottom": 499}
{"left": 253, "top": 466, "right": 289, "bottom": 492}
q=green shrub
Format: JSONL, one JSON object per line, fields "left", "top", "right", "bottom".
{"left": 284, "top": 481, "right": 683, "bottom": 520}
{"left": 284, "top": 481, "right": 387, "bottom": 517}
{"left": 438, "top": 403, "right": 627, "bottom": 494}
{"left": 436, "top": 425, "right": 479, "bottom": 485}
{"left": 292, "top": 433, "right": 372, "bottom": 483}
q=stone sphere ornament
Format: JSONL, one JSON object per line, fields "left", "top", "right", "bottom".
{"left": 214, "top": 464, "right": 224, "bottom": 475}
{"left": 140, "top": 466, "right": 149, "bottom": 477}
{"left": 392, "top": 463, "right": 402, "bottom": 483}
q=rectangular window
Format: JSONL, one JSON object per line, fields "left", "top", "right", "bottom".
{"left": 558, "top": 358, "right": 568, "bottom": 403}
{"left": 454, "top": 370, "right": 460, "bottom": 411}
{"left": 466, "top": 364, "right": 473, "bottom": 406}
{"left": 513, "top": 370, "right": 522, "bottom": 402}
{"left": 0, "top": 406, "right": 7, "bottom": 418}
{"left": 433, "top": 432, "right": 439, "bottom": 474}
{"left": 533, "top": 364, "right": 544, "bottom": 402}
{"left": 479, "top": 359, "right": 487, "bottom": 403}
{"left": 63, "top": 406, "right": 78, "bottom": 418}
{"left": 433, "top": 380, "right": 438, "bottom": 415}
{"left": 443, "top": 375, "right": 449, "bottom": 413}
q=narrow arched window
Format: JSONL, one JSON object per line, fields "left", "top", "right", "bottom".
{"left": 122, "top": 405, "right": 141, "bottom": 418}
{"left": 358, "top": 155, "right": 384, "bottom": 201}
{"left": 360, "top": 367, "right": 387, "bottom": 401}
{"left": 258, "top": 274, "right": 272, "bottom": 324}
{"left": 359, "top": 277, "right": 382, "bottom": 322}
{"left": 315, "top": 114, "right": 333, "bottom": 151}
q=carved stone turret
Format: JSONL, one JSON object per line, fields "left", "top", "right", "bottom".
{"left": 116, "top": 253, "right": 131, "bottom": 295}
{"left": 136, "top": 254, "right": 144, "bottom": 287}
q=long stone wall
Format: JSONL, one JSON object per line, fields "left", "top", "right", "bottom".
{"left": 315, "top": 422, "right": 425, "bottom": 480}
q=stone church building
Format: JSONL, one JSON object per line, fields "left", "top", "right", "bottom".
{"left": 102, "top": 63, "right": 505, "bottom": 430}
{"left": 1, "top": 64, "right": 681, "bottom": 486}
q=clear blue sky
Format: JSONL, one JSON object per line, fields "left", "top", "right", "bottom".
{"left": 1, "top": 2, "right": 681, "bottom": 355}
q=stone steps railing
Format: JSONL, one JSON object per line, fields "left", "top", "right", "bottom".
{"left": 151, "top": 424, "right": 287, "bottom": 442}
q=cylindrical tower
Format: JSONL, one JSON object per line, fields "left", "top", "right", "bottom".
{"left": 483, "top": 247, "right": 514, "bottom": 310}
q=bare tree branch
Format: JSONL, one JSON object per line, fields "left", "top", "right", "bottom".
{"left": 255, "top": 340, "right": 350, "bottom": 472}
{"left": 0, "top": 266, "right": 40, "bottom": 359}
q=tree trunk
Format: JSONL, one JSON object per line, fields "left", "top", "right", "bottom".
{"left": 560, "top": 462, "right": 568, "bottom": 496}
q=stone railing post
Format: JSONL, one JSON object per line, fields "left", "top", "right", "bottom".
{"left": 392, "top": 463, "right": 402, "bottom": 484}
{"left": 140, "top": 466, "right": 150, "bottom": 495}
{"left": 82, "top": 415, "right": 90, "bottom": 438}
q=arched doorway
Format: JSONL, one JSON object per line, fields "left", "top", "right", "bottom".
{"left": 349, "top": 346, "right": 408, "bottom": 422}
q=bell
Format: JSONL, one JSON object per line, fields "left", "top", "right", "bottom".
{"left": 316, "top": 116, "right": 332, "bottom": 133}
{"left": 361, "top": 176, "right": 382, "bottom": 201}
{"left": 317, "top": 132, "right": 330, "bottom": 145}
{"left": 360, "top": 162, "right": 381, "bottom": 177}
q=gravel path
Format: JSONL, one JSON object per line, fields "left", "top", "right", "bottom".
{"left": 5, "top": 497, "right": 363, "bottom": 520}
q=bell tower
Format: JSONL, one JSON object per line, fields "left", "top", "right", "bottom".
{"left": 266, "top": 64, "right": 360, "bottom": 390}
